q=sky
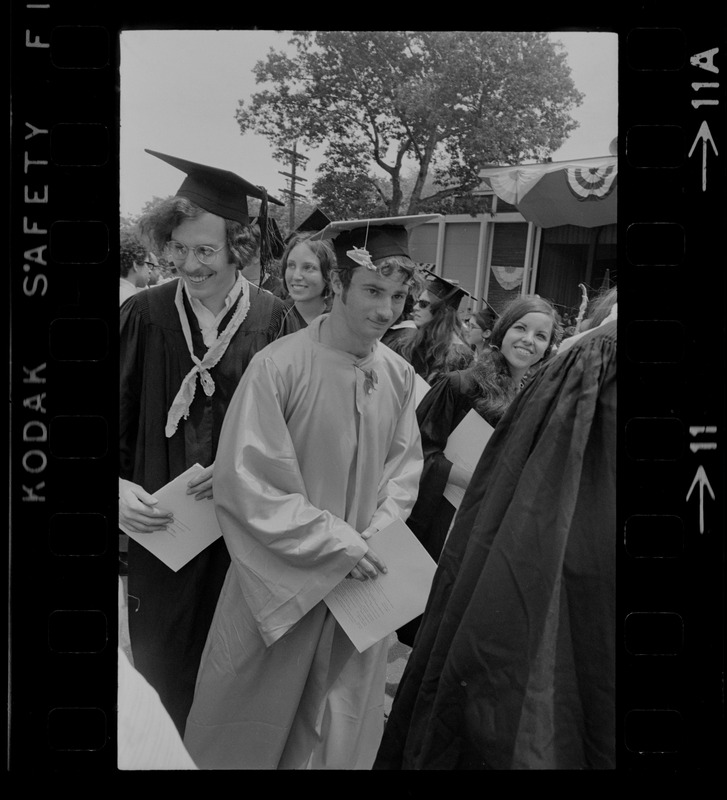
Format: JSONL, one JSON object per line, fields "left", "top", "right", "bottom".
{"left": 120, "top": 30, "right": 618, "bottom": 219}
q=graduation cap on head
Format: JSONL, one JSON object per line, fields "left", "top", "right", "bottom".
{"left": 417, "top": 267, "right": 468, "bottom": 310}
{"left": 295, "top": 207, "right": 332, "bottom": 235}
{"left": 431, "top": 277, "right": 500, "bottom": 318}
{"left": 283, "top": 208, "right": 333, "bottom": 245}
{"left": 146, "top": 148, "right": 285, "bottom": 272}
{"left": 312, "top": 214, "right": 442, "bottom": 268}
{"left": 146, "top": 149, "right": 284, "bottom": 225}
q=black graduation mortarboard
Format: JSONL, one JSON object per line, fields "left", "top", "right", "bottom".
{"left": 295, "top": 207, "right": 332, "bottom": 234}
{"left": 145, "top": 149, "right": 283, "bottom": 225}
{"left": 312, "top": 214, "right": 442, "bottom": 268}
{"left": 418, "top": 267, "right": 468, "bottom": 310}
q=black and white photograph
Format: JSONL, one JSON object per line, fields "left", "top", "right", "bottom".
{"left": 9, "top": 12, "right": 725, "bottom": 775}
{"left": 117, "top": 29, "right": 620, "bottom": 770}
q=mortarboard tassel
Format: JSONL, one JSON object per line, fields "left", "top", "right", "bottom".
{"left": 256, "top": 186, "right": 272, "bottom": 289}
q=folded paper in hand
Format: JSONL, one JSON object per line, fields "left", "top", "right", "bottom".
{"left": 323, "top": 518, "right": 437, "bottom": 652}
{"left": 119, "top": 464, "right": 222, "bottom": 572}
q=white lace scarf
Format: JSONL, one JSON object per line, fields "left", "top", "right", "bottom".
{"left": 165, "top": 276, "right": 251, "bottom": 437}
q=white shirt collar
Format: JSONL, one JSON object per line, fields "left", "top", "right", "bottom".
{"left": 183, "top": 272, "right": 246, "bottom": 347}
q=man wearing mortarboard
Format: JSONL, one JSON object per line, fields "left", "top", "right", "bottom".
{"left": 118, "top": 150, "right": 300, "bottom": 737}
{"left": 182, "top": 216, "right": 437, "bottom": 769}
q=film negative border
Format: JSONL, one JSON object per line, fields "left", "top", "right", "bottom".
{"left": 10, "top": 1, "right": 119, "bottom": 770}
{"left": 8, "top": 3, "right": 726, "bottom": 773}
{"left": 618, "top": 19, "right": 725, "bottom": 771}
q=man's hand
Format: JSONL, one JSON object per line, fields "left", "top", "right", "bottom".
{"left": 347, "top": 547, "right": 387, "bottom": 581}
{"left": 187, "top": 463, "right": 214, "bottom": 500}
{"left": 119, "top": 477, "right": 173, "bottom": 533}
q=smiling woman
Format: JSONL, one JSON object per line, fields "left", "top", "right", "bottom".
{"left": 280, "top": 234, "right": 335, "bottom": 328}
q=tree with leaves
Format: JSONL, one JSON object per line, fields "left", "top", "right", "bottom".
{"left": 236, "top": 31, "right": 583, "bottom": 218}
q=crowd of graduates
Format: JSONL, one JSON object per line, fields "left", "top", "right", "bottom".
{"left": 118, "top": 148, "right": 617, "bottom": 771}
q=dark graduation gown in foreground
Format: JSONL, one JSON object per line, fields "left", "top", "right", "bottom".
{"left": 120, "top": 278, "right": 300, "bottom": 735}
{"left": 376, "top": 320, "right": 617, "bottom": 769}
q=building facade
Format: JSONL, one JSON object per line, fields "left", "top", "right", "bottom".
{"left": 409, "top": 154, "right": 618, "bottom": 322}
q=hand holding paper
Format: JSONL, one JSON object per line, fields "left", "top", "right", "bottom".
{"left": 186, "top": 462, "right": 214, "bottom": 500}
{"left": 119, "top": 464, "right": 223, "bottom": 572}
{"left": 348, "top": 546, "right": 387, "bottom": 581}
{"left": 324, "top": 518, "right": 437, "bottom": 652}
{"left": 119, "top": 477, "right": 173, "bottom": 533}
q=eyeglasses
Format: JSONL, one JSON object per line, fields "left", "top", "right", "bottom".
{"left": 144, "top": 261, "right": 158, "bottom": 269}
{"left": 164, "top": 240, "right": 225, "bottom": 265}
{"left": 414, "top": 299, "right": 432, "bottom": 309}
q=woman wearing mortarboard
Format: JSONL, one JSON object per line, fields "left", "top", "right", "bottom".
{"left": 390, "top": 270, "right": 474, "bottom": 385}
{"left": 118, "top": 149, "right": 298, "bottom": 737}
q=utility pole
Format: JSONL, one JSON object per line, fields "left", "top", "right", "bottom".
{"left": 278, "top": 142, "right": 309, "bottom": 230}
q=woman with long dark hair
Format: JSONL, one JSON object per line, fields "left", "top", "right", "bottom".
{"left": 278, "top": 233, "right": 336, "bottom": 331}
{"left": 397, "top": 294, "right": 562, "bottom": 645}
{"left": 392, "top": 271, "right": 473, "bottom": 385}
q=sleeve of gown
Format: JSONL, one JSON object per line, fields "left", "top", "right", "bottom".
{"left": 119, "top": 298, "right": 144, "bottom": 480}
{"left": 212, "top": 355, "right": 370, "bottom": 645}
{"left": 408, "top": 373, "right": 461, "bottom": 525}
{"left": 365, "top": 368, "right": 423, "bottom": 535}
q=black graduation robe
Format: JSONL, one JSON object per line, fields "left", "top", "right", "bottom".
{"left": 120, "top": 278, "right": 301, "bottom": 735}
{"left": 280, "top": 299, "right": 307, "bottom": 330}
{"left": 396, "top": 369, "right": 501, "bottom": 647}
{"left": 376, "top": 320, "right": 617, "bottom": 769}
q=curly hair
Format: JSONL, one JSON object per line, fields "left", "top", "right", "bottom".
{"left": 137, "top": 196, "right": 260, "bottom": 270}
{"left": 120, "top": 228, "right": 148, "bottom": 278}
{"left": 334, "top": 254, "right": 417, "bottom": 294}
{"left": 466, "top": 294, "right": 563, "bottom": 421}
{"left": 281, "top": 234, "right": 337, "bottom": 299}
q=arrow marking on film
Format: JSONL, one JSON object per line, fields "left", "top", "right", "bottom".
{"left": 686, "top": 465, "right": 715, "bottom": 534}
{"left": 688, "top": 121, "right": 719, "bottom": 192}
